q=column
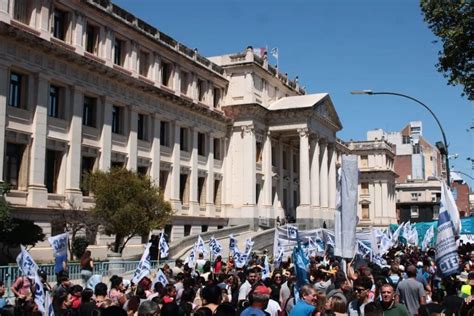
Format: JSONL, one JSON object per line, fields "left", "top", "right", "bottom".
{"left": 0, "top": 64, "right": 8, "bottom": 182}
{"left": 99, "top": 98, "right": 112, "bottom": 171}
{"left": 242, "top": 125, "right": 256, "bottom": 205}
{"left": 206, "top": 134, "right": 215, "bottom": 216}
{"left": 189, "top": 128, "right": 199, "bottom": 213}
{"left": 381, "top": 181, "right": 388, "bottom": 221}
{"left": 277, "top": 139, "right": 284, "bottom": 209}
{"left": 27, "top": 74, "right": 49, "bottom": 207}
{"left": 173, "top": 64, "right": 181, "bottom": 97}
{"left": 298, "top": 128, "right": 310, "bottom": 206}
{"left": 328, "top": 143, "right": 337, "bottom": 209}
{"left": 127, "top": 108, "right": 137, "bottom": 171}
{"left": 73, "top": 12, "right": 85, "bottom": 52}
{"left": 310, "top": 136, "right": 320, "bottom": 208}
{"left": 170, "top": 122, "right": 181, "bottom": 205}
{"left": 319, "top": 139, "right": 328, "bottom": 208}
{"left": 150, "top": 115, "right": 161, "bottom": 186}
{"left": 65, "top": 87, "right": 83, "bottom": 201}
{"left": 373, "top": 182, "right": 381, "bottom": 221}
{"left": 289, "top": 146, "right": 294, "bottom": 213}
{"left": 262, "top": 132, "right": 273, "bottom": 206}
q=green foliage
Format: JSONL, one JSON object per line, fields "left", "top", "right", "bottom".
{"left": 72, "top": 236, "right": 89, "bottom": 259}
{"left": 85, "top": 168, "right": 172, "bottom": 253}
{"left": 420, "top": 0, "right": 473, "bottom": 100}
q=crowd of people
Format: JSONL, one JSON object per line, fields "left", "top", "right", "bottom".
{"left": 2, "top": 240, "right": 474, "bottom": 316}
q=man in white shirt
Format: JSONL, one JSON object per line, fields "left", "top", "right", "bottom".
{"left": 238, "top": 269, "right": 257, "bottom": 301}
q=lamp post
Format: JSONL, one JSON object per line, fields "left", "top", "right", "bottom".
{"left": 350, "top": 90, "right": 451, "bottom": 185}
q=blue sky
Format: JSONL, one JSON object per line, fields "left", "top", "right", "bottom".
{"left": 115, "top": 0, "right": 473, "bottom": 186}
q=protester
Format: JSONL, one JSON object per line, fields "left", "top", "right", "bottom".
{"left": 80, "top": 250, "right": 94, "bottom": 288}
{"left": 240, "top": 285, "right": 271, "bottom": 316}
{"left": 379, "top": 283, "right": 409, "bottom": 316}
{"left": 396, "top": 265, "right": 426, "bottom": 316}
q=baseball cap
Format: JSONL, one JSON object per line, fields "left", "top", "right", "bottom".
{"left": 253, "top": 285, "right": 271, "bottom": 295}
{"left": 416, "top": 261, "right": 423, "bottom": 267}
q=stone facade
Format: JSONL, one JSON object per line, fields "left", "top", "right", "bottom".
{"left": 0, "top": 0, "right": 343, "bottom": 259}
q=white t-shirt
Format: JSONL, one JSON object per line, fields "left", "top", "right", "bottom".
{"left": 238, "top": 280, "right": 252, "bottom": 301}
{"left": 265, "top": 299, "right": 282, "bottom": 316}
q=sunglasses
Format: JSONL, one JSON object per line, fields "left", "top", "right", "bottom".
{"left": 354, "top": 288, "right": 367, "bottom": 293}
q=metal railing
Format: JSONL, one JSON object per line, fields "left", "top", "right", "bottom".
{"left": 0, "top": 259, "right": 173, "bottom": 300}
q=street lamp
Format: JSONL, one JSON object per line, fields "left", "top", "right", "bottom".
{"left": 350, "top": 90, "right": 451, "bottom": 185}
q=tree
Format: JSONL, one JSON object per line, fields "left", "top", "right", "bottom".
{"left": 420, "top": 1, "right": 473, "bottom": 100}
{"left": 0, "top": 184, "right": 45, "bottom": 263}
{"left": 85, "top": 168, "right": 172, "bottom": 254}
{"left": 52, "top": 198, "right": 99, "bottom": 260}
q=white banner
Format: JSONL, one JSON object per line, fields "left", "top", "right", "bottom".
{"left": 132, "top": 243, "right": 152, "bottom": 284}
{"left": 209, "top": 236, "right": 223, "bottom": 256}
{"left": 47, "top": 232, "right": 68, "bottom": 273}
{"left": 340, "top": 155, "right": 358, "bottom": 258}
{"left": 153, "top": 269, "right": 168, "bottom": 287}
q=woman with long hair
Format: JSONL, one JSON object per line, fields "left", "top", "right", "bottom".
{"left": 80, "top": 250, "right": 94, "bottom": 287}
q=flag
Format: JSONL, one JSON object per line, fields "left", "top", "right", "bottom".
{"left": 435, "top": 185, "right": 460, "bottom": 277}
{"left": 271, "top": 47, "right": 278, "bottom": 59}
{"left": 422, "top": 225, "right": 435, "bottom": 251}
{"left": 158, "top": 233, "right": 169, "bottom": 258}
{"left": 184, "top": 244, "right": 197, "bottom": 267}
{"left": 233, "top": 249, "right": 248, "bottom": 268}
{"left": 287, "top": 225, "right": 298, "bottom": 239}
{"left": 442, "top": 181, "right": 461, "bottom": 236}
{"left": 132, "top": 243, "right": 152, "bottom": 284}
{"left": 379, "top": 234, "right": 393, "bottom": 254}
{"left": 244, "top": 238, "right": 254, "bottom": 255}
{"left": 253, "top": 47, "right": 267, "bottom": 58}
{"left": 229, "top": 234, "right": 238, "bottom": 253}
{"left": 407, "top": 225, "right": 419, "bottom": 247}
{"left": 325, "top": 232, "right": 335, "bottom": 247}
{"left": 391, "top": 223, "right": 404, "bottom": 244}
{"left": 291, "top": 241, "right": 309, "bottom": 291}
{"left": 334, "top": 166, "right": 343, "bottom": 257}
{"left": 209, "top": 236, "right": 223, "bottom": 256}
{"left": 196, "top": 235, "right": 208, "bottom": 256}
{"left": 340, "top": 155, "right": 359, "bottom": 258}
{"left": 153, "top": 269, "right": 168, "bottom": 287}
{"left": 16, "top": 246, "right": 46, "bottom": 315}
{"left": 372, "top": 254, "right": 387, "bottom": 268}
{"left": 401, "top": 221, "right": 411, "bottom": 241}
{"left": 356, "top": 241, "right": 372, "bottom": 259}
{"left": 47, "top": 232, "right": 68, "bottom": 274}
{"left": 262, "top": 256, "right": 270, "bottom": 280}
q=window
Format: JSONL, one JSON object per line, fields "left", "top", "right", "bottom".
{"left": 433, "top": 205, "right": 440, "bottom": 220}
{"left": 197, "top": 79, "right": 206, "bottom": 102}
{"left": 413, "top": 144, "right": 421, "bottom": 154}
{"left": 13, "top": 0, "right": 32, "bottom": 24}
{"left": 85, "top": 23, "right": 99, "bottom": 54}
{"left": 214, "top": 180, "right": 221, "bottom": 206}
{"left": 52, "top": 9, "right": 67, "bottom": 41}
{"left": 271, "top": 146, "right": 276, "bottom": 167}
{"left": 159, "top": 170, "right": 169, "bottom": 192}
{"left": 161, "top": 61, "right": 172, "bottom": 87}
{"left": 184, "top": 225, "right": 191, "bottom": 237}
{"left": 411, "top": 192, "right": 419, "bottom": 201}
{"left": 402, "top": 135, "right": 411, "bottom": 144}
{"left": 214, "top": 138, "right": 221, "bottom": 160}
{"left": 180, "top": 71, "right": 189, "bottom": 95}
{"left": 361, "top": 182, "right": 369, "bottom": 195}
{"left": 410, "top": 206, "right": 419, "bottom": 218}
{"left": 114, "top": 38, "right": 125, "bottom": 66}
{"left": 45, "top": 149, "right": 63, "bottom": 193}
{"left": 112, "top": 106, "right": 122, "bottom": 134}
{"left": 4, "top": 143, "right": 26, "bottom": 190}
{"left": 83, "top": 96, "right": 97, "bottom": 127}
{"left": 360, "top": 155, "right": 368, "bottom": 167}
{"left": 137, "top": 114, "right": 148, "bottom": 141}
{"left": 48, "top": 85, "right": 61, "bottom": 118}
{"left": 137, "top": 166, "right": 148, "bottom": 176}
{"left": 180, "top": 128, "right": 189, "bottom": 152}
{"left": 198, "top": 133, "right": 206, "bottom": 156}
{"left": 293, "top": 154, "right": 298, "bottom": 172}
{"left": 201, "top": 225, "right": 208, "bottom": 233}
{"left": 160, "top": 121, "right": 170, "bottom": 147}
{"left": 362, "top": 204, "right": 370, "bottom": 220}
{"left": 212, "top": 88, "right": 221, "bottom": 108}
{"left": 198, "top": 177, "right": 206, "bottom": 206}
{"left": 282, "top": 150, "right": 288, "bottom": 170}
{"left": 411, "top": 126, "right": 421, "bottom": 134}
{"left": 81, "top": 156, "right": 95, "bottom": 196}
{"left": 256, "top": 142, "right": 263, "bottom": 163}
{"left": 9, "top": 72, "right": 25, "bottom": 108}
{"left": 139, "top": 50, "right": 149, "bottom": 77}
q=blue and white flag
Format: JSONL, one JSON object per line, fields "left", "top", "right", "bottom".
{"left": 47, "top": 232, "right": 68, "bottom": 274}
{"left": 287, "top": 225, "right": 298, "bottom": 240}
{"left": 184, "top": 244, "right": 197, "bottom": 266}
{"left": 244, "top": 238, "right": 254, "bottom": 255}
{"left": 325, "top": 233, "right": 335, "bottom": 247}
{"left": 422, "top": 225, "right": 435, "bottom": 251}
{"left": 356, "top": 240, "right": 372, "bottom": 259}
{"left": 435, "top": 185, "right": 460, "bottom": 277}
{"left": 442, "top": 181, "right": 461, "bottom": 236}
{"left": 16, "top": 246, "right": 46, "bottom": 315}
{"left": 209, "top": 236, "right": 223, "bottom": 256}
{"left": 271, "top": 47, "right": 279, "bottom": 59}
{"left": 274, "top": 245, "right": 284, "bottom": 268}
{"left": 262, "top": 256, "right": 270, "bottom": 280}
{"left": 229, "top": 234, "right": 238, "bottom": 253}
{"left": 391, "top": 223, "right": 404, "bottom": 244}
{"left": 158, "top": 233, "right": 169, "bottom": 258}
{"left": 132, "top": 243, "right": 152, "bottom": 284}
{"left": 372, "top": 254, "right": 387, "bottom": 268}
{"left": 153, "top": 269, "right": 168, "bottom": 287}
{"left": 196, "top": 235, "right": 209, "bottom": 256}
{"left": 233, "top": 249, "right": 248, "bottom": 268}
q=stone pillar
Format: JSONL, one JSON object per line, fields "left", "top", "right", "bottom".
{"left": 310, "top": 136, "right": 320, "bottom": 208}
{"left": 328, "top": 143, "right": 337, "bottom": 209}
{"left": 242, "top": 125, "right": 256, "bottom": 205}
{"left": 319, "top": 139, "right": 328, "bottom": 208}
{"left": 277, "top": 139, "right": 284, "bottom": 209}
{"left": 99, "top": 98, "right": 112, "bottom": 171}
{"left": 262, "top": 132, "right": 273, "bottom": 206}
{"left": 73, "top": 12, "right": 85, "bottom": 52}
{"left": 27, "top": 74, "right": 49, "bottom": 207}
{"left": 173, "top": 64, "right": 181, "bottom": 96}
{"left": 127, "top": 108, "right": 137, "bottom": 171}
{"left": 170, "top": 122, "right": 181, "bottom": 208}
{"left": 298, "top": 128, "right": 310, "bottom": 206}
{"left": 65, "top": 87, "right": 83, "bottom": 202}
{"left": 170, "top": 225, "right": 184, "bottom": 242}
{"left": 189, "top": 128, "right": 199, "bottom": 214}
{"left": 289, "top": 146, "right": 295, "bottom": 215}
{"left": 381, "top": 181, "right": 388, "bottom": 221}
{"left": 0, "top": 64, "right": 8, "bottom": 182}
{"left": 150, "top": 115, "right": 161, "bottom": 186}
{"left": 206, "top": 134, "right": 215, "bottom": 216}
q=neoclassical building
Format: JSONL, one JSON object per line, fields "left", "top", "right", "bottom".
{"left": 0, "top": 0, "right": 342, "bottom": 254}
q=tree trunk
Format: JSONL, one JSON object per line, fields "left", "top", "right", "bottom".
{"left": 114, "top": 234, "right": 123, "bottom": 253}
